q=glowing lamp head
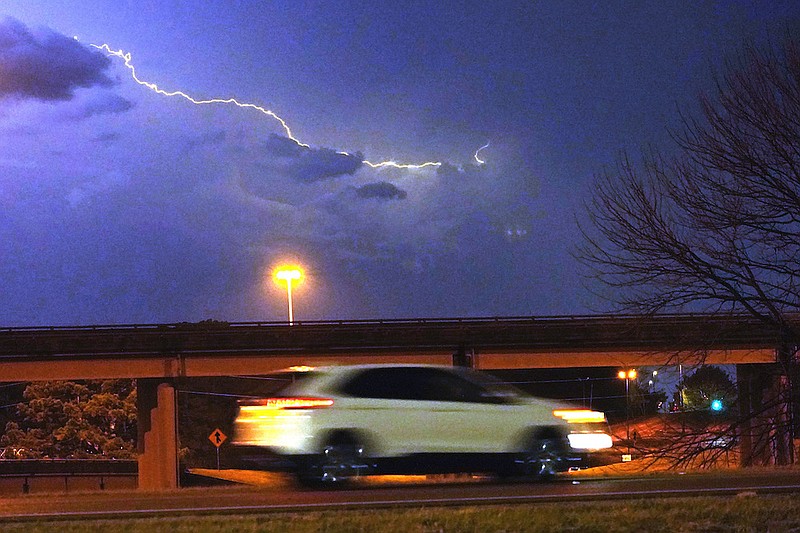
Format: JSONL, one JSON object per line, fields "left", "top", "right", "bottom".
{"left": 273, "top": 266, "right": 303, "bottom": 285}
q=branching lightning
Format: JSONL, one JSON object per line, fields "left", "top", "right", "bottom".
{"left": 92, "top": 44, "right": 486, "bottom": 170}
{"left": 91, "top": 44, "right": 308, "bottom": 148}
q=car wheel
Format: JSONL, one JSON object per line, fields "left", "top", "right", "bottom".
{"left": 518, "top": 438, "right": 568, "bottom": 479}
{"left": 297, "top": 434, "right": 371, "bottom": 486}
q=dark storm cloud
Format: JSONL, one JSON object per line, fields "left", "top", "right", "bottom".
{"left": 73, "top": 93, "right": 134, "bottom": 119}
{"left": 355, "top": 181, "right": 408, "bottom": 200}
{"left": 263, "top": 134, "right": 363, "bottom": 181}
{"left": 0, "top": 17, "right": 113, "bottom": 101}
{"left": 92, "top": 132, "right": 120, "bottom": 143}
{"left": 263, "top": 134, "right": 304, "bottom": 157}
{"left": 186, "top": 129, "right": 227, "bottom": 150}
{"left": 436, "top": 162, "right": 462, "bottom": 178}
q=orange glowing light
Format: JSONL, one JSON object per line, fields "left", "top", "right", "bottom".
{"left": 272, "top": 265, "right": 304, "bottom": 324}
{"left": 274, "top": 266, "right": 303, "bottom": 285}
{"left": 241, "top": 397, "right": 334, "bottom": 410}
{"left": 553, "top": 409, "right": 607, "bottom": 424}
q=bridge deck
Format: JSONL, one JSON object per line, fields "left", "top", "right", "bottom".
{"left": 0, "top": 314, "right": 782, "bottom": 380}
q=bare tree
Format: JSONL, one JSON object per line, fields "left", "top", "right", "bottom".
{"left": 579, "top": 38, "right": 800, "bottom": 465}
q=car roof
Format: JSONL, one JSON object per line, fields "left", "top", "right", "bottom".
{"left": 285, "top": 363, "right": 462, "bottom": 373}
{"left": 275, "top": 363, "right": 476, "bottom": 390}
{"left": 277, "top": 363, "right": 520, "bottom": 392}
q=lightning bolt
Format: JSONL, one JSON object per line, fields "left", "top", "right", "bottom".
{"left": 362, "top": 160, "right": 441, "bottom": 169}
{"left": 91, "top": 44, "right": 481, "bottom": 170}
{"left": 474, "top": 141, "right": 490, "bottom": 165}
{"left": 91, "top": 44, "right": 308, "bottom": 148}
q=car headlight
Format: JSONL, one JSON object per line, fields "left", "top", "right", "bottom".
{"left": 567, "top": 432, "right": 613, "bottom": 450}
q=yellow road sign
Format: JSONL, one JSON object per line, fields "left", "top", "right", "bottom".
{"left": 209, "top": 428, "right": 227, "bottom": 448}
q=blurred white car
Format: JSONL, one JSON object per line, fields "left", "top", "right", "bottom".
{"left": 233, "top": 364, "right": 612, "bottom": 484}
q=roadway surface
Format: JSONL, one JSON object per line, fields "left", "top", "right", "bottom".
{"left": 2, "top": 470, "right": 800, "bottom": 521}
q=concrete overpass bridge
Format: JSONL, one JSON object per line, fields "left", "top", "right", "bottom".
{"left": 0, "top": 314, "right": 789, "bottom": 489}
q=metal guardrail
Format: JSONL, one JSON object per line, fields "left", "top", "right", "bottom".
{"left": 0, "top": 312, "right": 770, "bottom": 332}
{"left": 0, "top": 473, "right": 137, "bottom": 494}
{"left": 0, "top": 460, "right": 137, "bottom": 494}
{"left": 0, "top": 459, "right": 137, "bottom": 474}
{"left": 0, "top": 313, "right": 787, "bottom": 362}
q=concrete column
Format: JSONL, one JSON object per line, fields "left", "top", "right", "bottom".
{"left": 736, "top": 364, "right": 754, "bottom": 466}
{"left": 453, "top": 346, "right": 476, "bottom": 368}
{"left": 736, "top": 363, "right": 795, "bottom": 466}
{"left": 137, "top": 379, "right": 179, "bottom": 490}
{"left": 765, "top": 372, "right": 794, "bottom": 465}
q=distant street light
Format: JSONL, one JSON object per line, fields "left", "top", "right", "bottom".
{"left": 274, "top": 266, "right": 304, "bottom": 325}
{"left": 618, "top": 369, "right": 637, "bottom": 452}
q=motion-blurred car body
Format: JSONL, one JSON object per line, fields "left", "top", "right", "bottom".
{"left": 232, "top": 364, "right": 612, "bottom": 484}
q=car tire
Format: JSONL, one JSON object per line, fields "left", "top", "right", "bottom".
{"left": 518, "top": 437, "right": 569, "bottom": 480}
{"left": 297, "top": 433, "right": 371, "bottom": 487}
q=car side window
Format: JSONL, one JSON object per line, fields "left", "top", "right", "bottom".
{"left": 418, "top": 368, "right": 486, "bottom": 403}
{"left": 339, "top": 367, "right": 493, "bottom": 403}
{"left": 339, "top": 368, "right": 411, "bottom": 399}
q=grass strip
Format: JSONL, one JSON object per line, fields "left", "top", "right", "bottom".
{"left": 2, "top": 494, "right": 800, "bottom": 532}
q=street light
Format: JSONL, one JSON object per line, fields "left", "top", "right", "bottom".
{"left": 273, "top": 266, "right": 304, "bottom": 325}
{"left": 618, "top": 369, "right": 637, "bottom": 452}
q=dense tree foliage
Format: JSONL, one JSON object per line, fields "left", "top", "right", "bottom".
{"left": 0, "top": 380, "right": 136, "bottom": 459}
{"left": 679, "top": 366, "right": 737, "bottom": 413}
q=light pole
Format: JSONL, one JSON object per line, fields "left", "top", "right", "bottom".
{"left": 618, "top": 369, "right": 637, "bottom": 452}
{"left": 274, "top": 266, "right": 303, "bottom": 325}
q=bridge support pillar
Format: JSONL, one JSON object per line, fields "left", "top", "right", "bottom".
{"left": 137, "top": 379, "right": 179, "bottom": 490}
{"left": 737, "top": 363, "right": 795, "bottom": 466}
{"left": 453, "top": 346, "right": 476, "bottom": 368}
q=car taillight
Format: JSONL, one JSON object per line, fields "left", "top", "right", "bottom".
{"left": 241, "top": 397, "right": 334, "bottom": 410}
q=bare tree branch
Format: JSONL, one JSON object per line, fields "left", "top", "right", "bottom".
{"left": 578, "top": 37, "right": 800, "bottom": 465}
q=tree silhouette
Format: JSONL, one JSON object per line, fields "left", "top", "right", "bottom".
{"left": 580, "top": 36, "right": 800, "bottom": 465}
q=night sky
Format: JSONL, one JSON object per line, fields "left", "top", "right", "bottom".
{"left": 2, "top": 2, "right": 799, "bottom": 326}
